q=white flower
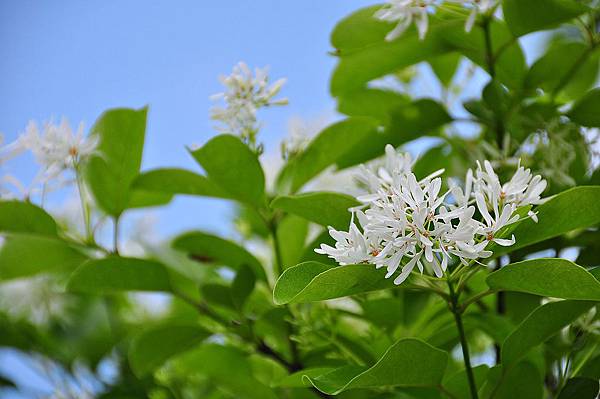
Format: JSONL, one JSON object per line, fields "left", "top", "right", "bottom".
{"left": 2, "top": 118, "right": 98, "bottom": 185}
{"left": 315, "top": 148, "right": 547, "bottom": 285}
{"left": 374, "top": 0, "right": 434, "bottom": 41}
{"left": 448, "top": 0, "right": 497, "bottom": 32}
{"left": 210, "top": 62, "right": 287, "bottom": 151}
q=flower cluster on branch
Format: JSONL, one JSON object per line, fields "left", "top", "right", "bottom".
{"left": 316, "top": 145, "right": 547, "bottom": 285}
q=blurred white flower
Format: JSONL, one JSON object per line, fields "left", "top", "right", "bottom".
{"left": 449, "top": 0, "right": 496, "bottom": 32}
{"left": 374, "top": 0, "right": 434, "bottom": 41}
{"left": 210, "top": 62, "right": 287, "bottom": 152}
{"left": 316, "top": 145, "right": 547, "bottom": 285}
{"left": 1, "top": 118, "right": 98, "bottom": 189}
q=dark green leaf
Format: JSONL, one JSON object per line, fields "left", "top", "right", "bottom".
{"left": 273, "top": 367, "right": 335, "bottom": 388}
{"left": 129, "top": 324, "right": 211, "bottom": 376}
{"left": 442, "top": 365, "right": 489, "bottom": 399}
{"left": 172, "top": 231, "right": 266, "bottom": 281}
{"left": 273, "top": 262, "right": 397, "bottom": 305}
{"left": 480, "top": 362, "right": 543, "bottom": 399}
{"left": 201, "top": 283, "right": 236, "bottom": 310}
{"left": 568, "top": 88, "right": 600, "bottom": 127}
{"left": 558, "top": 377, "right": 600, "bottom": 399}
{"left": 0, "top": 201, "right": 57, "bottom": 236}
{"left": 276, "top": 215, "right": 309, "bottom": 269}
{"left": 132, "top": 168, "right": 232, "bottom": 199}
{"left": 270, "top": 192, "right": 359, "bottom": 231}
{"left": 277, "top": 117, "right": 379, "bottom": 193}
{"left": 0, "top": 234, "right": 87, "bottom": 280}
{"left": 67, "top": 257, "right": 172, "bottom": 294}
{"left": 487, "top": 258, "right": 600, "bottom": 300}
{"left": 305, "top": 339, "right": 448, "bottom": 395}
{"left": 85, "top": 107, "right": 148, "bottom": 216}
{"left": 190, "top": 134, "right": 265, "bottom": 208}
{"left": 502, "top": 300, "right": 594, "bottom": 366}
{"left": 231, "top": 264, "right": 255, "bottom": 311}
{"left": 503, "top": 0, "right": 588, "bottom": 36}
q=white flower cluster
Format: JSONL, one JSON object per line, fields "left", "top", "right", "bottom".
{"left": 375, "top": 0, "right": 497, "bottom": 41}
{"left": 1, "top": 118, "right": 98, "bottom": 192}
{"left": 316, "top": 145, "right": 546, "bottom": 285}
{"left": 210, "top": 62, "right": 287, "bottom": 152}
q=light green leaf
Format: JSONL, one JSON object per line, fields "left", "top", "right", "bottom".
{"left": 129, "top": 324, "right": 211, "bottom": 377}
{"left": 305, "top": 339, "right": 448, "bottom": 395}
{"left": 273, "top": 367, "right": 335, "bottom": 388}
{"left": 127, "top": 189, "right": 173, "bottom": 209}
{"left": 502, "top": 300, "right": 594, "bottom": 366}
{"left": 503, "top": 0, "right": 588, "bottom": 36}
{"left": 442, "top": 365, "right": 489, "bottom": 399}
{"left": 273, "top": 262, "right": 396, "bottom": 305}
{"left": 0, "top": 201, "right": 57, "bottom": 236}
{"left": 190, "top": 134, "right": 265, "bottom": 208}
{"left": 172, "top": 231, "right": 266, "bottom": 281}
{"left": 67, "top": 257, "right": 172, "bottom": 294}
{"left": 270, "top": 192, "right": 359, "bottom": 230}
{"left": 568, "top": 88, "right": 600, "bottom": 127}
{"left": 497, "top": 186, "right": 600, "bottom": 255}
{"left": 429, "top": 53, "right": 462, "bottom": 86}
{"left": 132, "top": 168, "right": 232, "bottom": 199}
{"left": 85, "top": 107, "right": 148, "bottom": 216}
{"left": 0, "top": 234, "right": 87, "bottom": 280}
{"left": 337, "top": 89, "right": 408, "bottom": 121}
{"left": 330, "top": 5, "right": 392, "bottom": 53}
{"left": 277, "top": 117, "right": 379, "bottom": 193}
{"left": 486, "top": 258, "right": 600, "bottom": 300}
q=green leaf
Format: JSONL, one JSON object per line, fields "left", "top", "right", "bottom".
{"left": 277, "top": 117, "right": 380, "bottom": 193}
{"left": 85, "top": 107, "right": 148, "bottom": 216}
{"left": 481, "top": 362, "right": 543, "bottom": 399}
{"left": 231, "top": 264, "right": 255, "bottom": 311}
{"left": 558, "top": 377, "right": 600, "bottom": 399}
{"left": 429, "top": 53, "right": 461, "bottom": 86}
{"left": 502, "top": 300, "right": 594, "bottom": 366}
{"left": 505, "top": 186, "right": 600, "bottom": 253}
{"left": 0, "top": 201, "right": 57, "bottom": 236}
{"left": 273, "top": 262, "right": 396, "bottom": 305}
{"left": 173, "top": 344, "right": 278, "bottom": 399}
{"left": 305, "top": 339, "right": 447, "bottom": 395}
{"left": 442, "top": 365, "right": 489, "bottom": 399}
{"left": 190, "top": 134, "right": 265, "bottom": 208}
{"left": 201, "top": 283, "right": 236, "bottom": 310}
{"left": 67, "top": 257, "right": 172, "bottom": 294}
{"left": 273, "top": 367, "right": 335, "bottom": 388}
{"left": 503, "top": 0, "right": 588, "bottom": 36}
{"left": 568, "top": 88, "right": 600, "bottom": 127}
{"left": 0, "top": 234, "right": 87, "bottom": 280}
{"left": 330, "top": 5, "right": 392, "bottom": 53}
{"left": 132, "top": 168, "right": 233, "bottom": 199}
{"left": 335, "top": 99, "right": 452, "bottom": 168}
{"left": 270, "top": 192, "right": 359, "bottom": 230}
{"left": 172, "top": 231, "right": 266, "bottom": 281}
{"left": 276, "top": 215, "right": 309, "bottom": 269}
{"left": 337, "top": 89, "right": 408, "bottom": 121}
{"left": 487, "top": 258, "right": 600, "bottom": 300}
{"left": 129, "top": 324, "right": 211, "bottom": 377}
{"left": 126, "top": 189, "right": 173, "bottom": 209}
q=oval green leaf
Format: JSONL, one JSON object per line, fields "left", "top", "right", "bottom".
{"left": 487, "top": 258, "right": 600, "bottom": 300}
{"left": 132, "top": 168, "right": 233, "bottom": 199}
{"left": 0, "top": 201, "right": 57, "bottom": 236}
{"left": 305, "top": 338, "right": 448, "bottom": 395}
{"left": 67, "top": 257, "right": 172, "bottom": 294}
{"left": 503, "top": 0, "right": 588, "bottom": 37}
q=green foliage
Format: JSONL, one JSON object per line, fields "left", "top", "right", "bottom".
{"left": 67, "top": 257, "right": 173, "bottom": 293}
{"left": 270, "top": 192, "right": 359, "bottom": 230}
{"left": 568, "top": 88, "right": 600, "bottom": 127}
{"left": 0, "top": 201, "right": 57, "bottom": 235}
{"left": 487, "top": 258, "right": 600, "bottom": 300}
{"left": 191, "top": 134, "right": 265, "bottom": 208}
{"left": 85, "top": 107, "right": 148, "bottom": 216}
{"left": 132, "top": 168, "right": 233, "bottom": 199}
{"left": 503, "top": 0, "right": 588, "bottom": 36}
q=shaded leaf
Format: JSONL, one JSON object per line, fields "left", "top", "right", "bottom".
{"left": 172, "top": 231, "right": 266, "bottom": 281}
{"left": 480, "top": 362, "right": 543, "bottom": 399}
{"left": 305, "top": 339, "right": 447, "bottom": 395}
{"left": 231, "top": 264, "right": 256, "bottom": 311}
{"left": 502, "top": 300, "right": 594, "bottom": 366}
{"left": 503, "top": 0, "right": 588, "bottom": 36}
{"left": 557, "top": 377, "right": 600, "bottom": 399}
{"left": 129, "top": 324, "right": 211, "bottom": 376}
{"left": 568, "top": 88, "right": 600, "bottom": 127}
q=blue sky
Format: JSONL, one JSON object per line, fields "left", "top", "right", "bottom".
{"left": 0, "top": 0, "right": 376, "bottom": 239}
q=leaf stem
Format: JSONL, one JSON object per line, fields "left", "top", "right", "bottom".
{"left": 74, "top": 162, "right": 92, "bottom": 242}
{"left": 113, "top": 215, "right": 120, "bottom": 254}
{"left": 447, "top": 278, "right": 479, "bottom": 399}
